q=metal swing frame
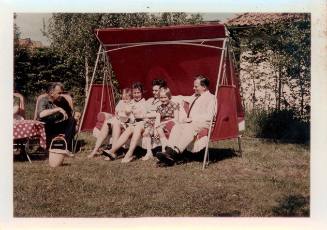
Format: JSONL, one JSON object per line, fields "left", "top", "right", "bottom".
{"left": 76, "top": 32, "right": 243, "bottom": 168}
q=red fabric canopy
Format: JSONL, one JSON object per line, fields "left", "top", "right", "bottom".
{"left": 83, "top": 24, "right": 244, "bottom": 141}
{"left": 107, "top": 44, "right": 222, "bottom": 98}
{"left": 80, "top": 84, "right": 115, "bottom": 131}
{"left": 211, "top": 86, "right": 239, "bottom": 140}
{"left": 96, "top": 24, "right": 226, "bottom": 46}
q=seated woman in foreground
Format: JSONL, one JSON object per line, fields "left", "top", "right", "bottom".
{"left": 87, "top": 88, "right": 136, "bottom": 158}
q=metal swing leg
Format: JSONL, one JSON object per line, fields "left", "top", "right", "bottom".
{"left": 202, "top": 140, "right": 211, "bottom": 169}
{"left": 237, "top": 135, "right": 242, "bottom": 157}
{"left": 24, "top": 139, "right": 32, "bottom": 163}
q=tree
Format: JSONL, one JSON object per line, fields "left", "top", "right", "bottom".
{"left": 228, "top": 14, "right": 310, "bottom": 119}
{"left": 14, "top": 47, "right": 82, "bottom": 99}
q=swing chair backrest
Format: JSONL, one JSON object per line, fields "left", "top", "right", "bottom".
{"left": 96, "top": 24, "right": 228, "bottom": 99}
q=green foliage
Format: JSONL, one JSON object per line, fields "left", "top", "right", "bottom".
{"left": 245, "top": 109, "right": 310, "bottom": 143}
{"left": 14, "top": 47, "right": 84, "bottom": 105}
{"left": 227, "top": 15, "right": 310, "bottom": 119}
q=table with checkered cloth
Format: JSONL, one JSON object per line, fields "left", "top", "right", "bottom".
{"left": 13, "top": 120, "right": 47, "bottom": 149}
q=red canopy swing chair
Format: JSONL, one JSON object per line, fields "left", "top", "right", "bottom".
{"left": 77, "top": 24, "right": 245, "bottom": 169}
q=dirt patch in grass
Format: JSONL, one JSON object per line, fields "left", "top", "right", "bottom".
{"left": 13, "top": 135, "right": 310, "bottom": 217}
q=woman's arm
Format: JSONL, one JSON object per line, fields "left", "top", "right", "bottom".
{"left": 173, "top": 108, "right": 179, "bottom": 123}
{"left": 154, "top": 113, "right": 161, "bottom": 128}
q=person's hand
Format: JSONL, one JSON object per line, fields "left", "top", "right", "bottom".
{"left": 182, "top": 117, "right": 192, "bottom": 123}
{"left": 154, "top": 122, "right": 160, "bottom": 129}
{"left": 125, "top": 106, "right": 132, "bottom": 114}
{"left": 58, "top": 108, "right": 68, "bottom": 120}
{"left": 144, "top": 118, "right": 149, "bottom": 122}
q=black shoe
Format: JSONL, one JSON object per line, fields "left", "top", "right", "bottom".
{"left": 101, "top": 149, "right": 117, "bottom": 160}
{"left": 156, "top": 151, "right": 176, "bottom": 166}
{"left": 166, "top": 146, "right": 179, "bottom": 160}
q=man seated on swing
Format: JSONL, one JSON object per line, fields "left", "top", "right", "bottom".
{"left": 37, "top": 82, "right": 76, "bottom": 151}
{"left": 155, "top": 75, "right": 216, "bottom": 167}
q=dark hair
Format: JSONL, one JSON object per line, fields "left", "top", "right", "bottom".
{"left": 195, "top": 75, "right": 210, "bottom": 88}
{"left": 131, "top": 82, "right": 144, "bottom": 93}
{"left": 47, "top": 82, "right": 64, "bottom": 93}
{"left": 152, "top": 79, "right": 167, "bottom": 88}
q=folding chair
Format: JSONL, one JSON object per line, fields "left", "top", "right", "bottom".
{"left": 13, "top": 92, "right": 25, "bottom": 120}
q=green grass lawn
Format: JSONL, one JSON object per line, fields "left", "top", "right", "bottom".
{"left": 13, "top": 133, "right": 310, "bottom": 217}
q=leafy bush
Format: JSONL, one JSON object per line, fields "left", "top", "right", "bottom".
{"left": 245, "top": 109, "right": 310, "bottom": 143}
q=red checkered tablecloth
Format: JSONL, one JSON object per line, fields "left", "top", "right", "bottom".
{"left": 13, "top": 120, "right": 47, "bottom": 149}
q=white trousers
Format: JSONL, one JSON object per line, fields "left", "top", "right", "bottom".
{"left": 167, "top": 121, "right": 209, "bottom": 153}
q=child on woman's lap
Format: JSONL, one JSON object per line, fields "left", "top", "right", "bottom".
{"left": 142, "top": 87, "right": 179, "bottom": 160}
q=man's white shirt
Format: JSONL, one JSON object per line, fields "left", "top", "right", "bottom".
{"left": 183, "top": 91, "right": 216, "bottom": 125}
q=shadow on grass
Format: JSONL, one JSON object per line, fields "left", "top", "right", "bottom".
{"left": 13, "top": 148, "right": 48, "bottom": 162}
{"left": 271, "top": 195, "right": 310, "bottom": 217}
{"left": 182, "top": 148, "right": 239, "bottom": 164}
{"left": 151, "top": 147, "right": 239, "bottom": 165}
{"left": 13, "top": 138, "right": 88, "bottom": 163}
{"left": 73, "top": 139, "right": 87, "bottom": 153}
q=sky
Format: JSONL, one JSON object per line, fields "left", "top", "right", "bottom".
{"left": 14, "top": 13, "right": 237, "bottom": 46}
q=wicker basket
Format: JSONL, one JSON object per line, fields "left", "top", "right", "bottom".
{"left": 48, "top": 136, "right": 71, "bottom": 167}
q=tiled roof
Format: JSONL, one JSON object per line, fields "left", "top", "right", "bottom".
{"left": 226, "top": 13, "right": 308, "bottom": 26}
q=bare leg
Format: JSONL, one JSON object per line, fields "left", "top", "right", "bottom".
{"left": 103, "top": 126, "right": 134, "bottom": 160}
{"left": 111, "top": 117, "right": 122, "bottom": 144}
{"left": 122, "top": 123, "right": 144, "bottom": 163}
{"left": 156, "top": 127, "right": 168, "bottom": 152}
{"left": 142, "top": 128, "right": 153, "bottom": 161}
{"left": 88, "top": 122, "right": 110, "bottom": 158}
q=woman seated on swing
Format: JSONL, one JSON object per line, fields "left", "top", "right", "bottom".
{"left": 87, "top": 84, "right": 146, "bottom": 158}
{"left": 103, "top": 79, "right": 167, "bottom": 163}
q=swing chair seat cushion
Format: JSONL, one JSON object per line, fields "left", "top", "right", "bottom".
{"left": 93, "top": 112, "right": 113, "bottom": 138}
